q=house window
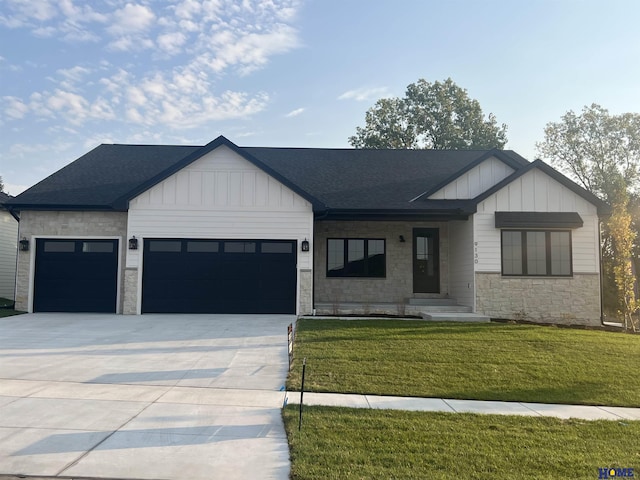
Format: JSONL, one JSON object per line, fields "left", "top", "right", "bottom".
{"left": 501, "top": 230, "right": 572, "bottom": 276}
{"left": 327, "top": 238, "right": 386, "bottom": 277}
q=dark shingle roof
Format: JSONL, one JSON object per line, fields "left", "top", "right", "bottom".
{"left": 0, "top": 192, "right": 12, "bottom": 205}
{"left": 9, "top": 145, "right": 200, "bottom": 209}
{"left": 243, "top": 147, "right": 507, "bottom": 210}
{"left": 10, "top": 136, "right": 575, "bottom": 216}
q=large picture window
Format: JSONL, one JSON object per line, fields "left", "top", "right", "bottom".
{"left": 501, "top": 230, "right": 572, "bottom": 276}
{"left": 327, "top": 238, "right": 386, "bottom": 277}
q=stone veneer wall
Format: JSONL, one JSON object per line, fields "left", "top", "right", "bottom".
{"left": 15, "top": 211, "right": 128, "bottom": 312}
{"left": 475, "top": 273, "right": 601, "bottom": 326}
{"left": 299, "top": 269, "right": 312, "bottom": 315}
{"left": 123, "top": 268, "right": 138, "bottom": 315}
{"left": 314, "top": 221, "right": 449, "bottom": 305}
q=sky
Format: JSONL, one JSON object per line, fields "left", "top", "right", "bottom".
{"left": 1, "top": 0, "right": 639, "bottom": 196}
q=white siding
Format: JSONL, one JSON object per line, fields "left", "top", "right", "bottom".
{"left": 428, "top": 156, "right": 514, "bottom": 200}
{"left": 474, "top": 168, "right": 600, "bottom": 273}
{"left": 128, "top": 145, "right": 314, "bottom": 267}
{"left": 448, "top": 219, "right": 475, "bottom": 308}
{"left": 0, "top": 210, "right": 18, "bottom": 299}
{"left": 126, "top": 145, "right": 314, "bottom": 314}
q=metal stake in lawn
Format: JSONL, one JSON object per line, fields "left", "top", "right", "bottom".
{"left": 298, "top": 357, "right": 306, "bottom": 431}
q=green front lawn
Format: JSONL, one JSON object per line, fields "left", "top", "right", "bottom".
{"left": 0, "top": 297, "right": 22, "bottom": 317}
{"left": 287, "top": 320, "right": 640, "bottom": 407}
{"left": 283, "top": 405, "right": 640, "bottom": 480}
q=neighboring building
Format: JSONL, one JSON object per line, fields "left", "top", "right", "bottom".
{"left": 0, "top": 192, "right": 18, "bottom": 301}
{"left": 6, "top": 136, "right": 609, "bottom": 325}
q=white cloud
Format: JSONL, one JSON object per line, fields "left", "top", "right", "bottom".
{"left": 157, "top": 32, "right": 187, "bottom": 56}
{"left": 3, "top": 96, "right": 29, "bottom": 119}
{"left": 338, "top": 87, "right": 390, "bottom": 102}
{"left": 285, "top": 107, "right": 304, "bottom": 118}
{"left": 107, "top": 3, "right": 155, "bottom": 36}
{"left": 2, "top": 0, "right": 303, "bottom": 130}
{"left": 57, "top": 65, "right": 92, "bottom": 90}
{"left": 174, "top": 0, "right": 204, "bottom": 20}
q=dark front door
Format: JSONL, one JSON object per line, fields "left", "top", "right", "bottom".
{"left": 413, "top": 228, "right": 439, "bottom": 293}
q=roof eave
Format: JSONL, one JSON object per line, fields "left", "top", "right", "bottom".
{"left": 472, "top": 159, "right": 611, "bottom": 216}
{"left": 6, "top": 204, "right": 121, "bottom": 212}
{"left": 317, "top": 207, "right": 475, "bottom": 221}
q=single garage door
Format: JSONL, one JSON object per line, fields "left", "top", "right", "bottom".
{"left": 33, "top": 239, "right": 119, "bottom": 313}
{"left": 142, "top": 239, "right": 297, "bottom": 314}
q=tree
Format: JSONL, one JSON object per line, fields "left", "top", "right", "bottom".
{"left": 537, "top": 104, "right": 640, "bottom": 203}
{"left": 537, "top": 104, "right": 640, "bottom": 327}
{"left": 349, "top": 78, "right": 507, "bottom": 150}
{"left": 608, "top": 189, "right": 639, "bottom": 331}
{"left": 0, "top": 176, "right": 4, "bottom": 193}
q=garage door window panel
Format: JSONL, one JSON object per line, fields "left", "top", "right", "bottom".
{"left": 224, "top": 242, "right": 256, "bottom": 253}
{"left": 187, "top": 241, "right": 219, "bottom": 253}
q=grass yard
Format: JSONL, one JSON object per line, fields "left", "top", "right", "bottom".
{"left": 283, "top": 405, "right": 640, "bottom": 480}
{"left": 287, "top": 319, "right": 640, "bottom": 407}
{"left": 0, "top": 297, "right": 21, "bottom": 317}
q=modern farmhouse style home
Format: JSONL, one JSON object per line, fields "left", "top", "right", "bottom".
{"left": 7, "top": 136, "right": 609, "bottom": 325}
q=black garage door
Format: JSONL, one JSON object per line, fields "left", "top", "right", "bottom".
{"left": 142, "top": 239, "right": 297, "bottom": 314}
{"left": 34, "top": 239, "right": 119, "bottom": 313}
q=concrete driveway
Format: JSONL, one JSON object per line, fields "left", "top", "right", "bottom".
{"left": 0, "top": 313, "right": 294, "bottom": 479}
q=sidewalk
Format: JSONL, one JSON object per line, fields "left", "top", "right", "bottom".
{"left": 285, "top": 391, "right": 640, "bottom": 421}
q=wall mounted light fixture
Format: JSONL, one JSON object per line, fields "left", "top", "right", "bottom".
{"left": 399, "top": 235, "right": 406, "bottom": 243}
{"left": 301, "top": 238, "right": 310, "bottom": 252}
{"left": 128, "top": 236, "right": 138, "bottom": 250}
{"left": 19, "top": 237, "right": 29, "bottom": 251}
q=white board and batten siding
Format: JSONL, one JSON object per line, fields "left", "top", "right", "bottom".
{"left": 428, "top": 156, "right": 514, "bottom": 200}
{"left": 473, "top": 168, "right": 600, "bottom": 274}
{"left": 126, "top": 145, "right": 315, "bottom": 270}
{"left": 448, "top": 218, "right": 475, "bottom": 308}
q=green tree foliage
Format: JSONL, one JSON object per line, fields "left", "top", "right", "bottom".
{"left": 537, "top": 104, "right": 640, "bottom": 326}
{"left": 0, "top": 176, "right": 4, "bottom": 193}
{"left": 537, "top": 104, "right": 640, "bottom": 203}
{"left": 349, "top": 78, "right": 507, "bottom": 150}
{"left": 608, "top": 189, "right": 638, "bottom": 331}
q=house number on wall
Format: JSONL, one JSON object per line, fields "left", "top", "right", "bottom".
{"left": 474, "top": 242, "right": 479, "bottom": 264}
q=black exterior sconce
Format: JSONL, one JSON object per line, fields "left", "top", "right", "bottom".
{"left": 19, "top": 237, "right": 29, "bottom": 251}
{"left": 128, "top": 236, "right": 138, "bottom": 250}
{"left": 301, "top": 238, "right": 310, "bottom": 252}
{"left": 399, "top": 235, "right": 406, "bottom": 243}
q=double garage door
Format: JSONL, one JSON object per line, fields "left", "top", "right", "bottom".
{"left": 142, "top": 239, "right": 297, "bottom": 314}
{"left": 33, "top": 237, "right": 297, "bottom": 314}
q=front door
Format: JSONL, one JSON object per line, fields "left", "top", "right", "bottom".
{"left": 413, "top": 228, "right": 439, "bottom": 293}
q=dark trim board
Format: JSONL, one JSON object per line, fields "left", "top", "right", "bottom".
{"left": 141, "top": 238, "right": 297, "bottom": 314}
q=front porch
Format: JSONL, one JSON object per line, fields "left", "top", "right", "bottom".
{"left": 312, "top": 220, "right": 477, "bottom": 318}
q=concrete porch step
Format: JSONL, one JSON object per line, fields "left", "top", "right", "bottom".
{"left": 420, "top": 312, "right": 490, "bottom": 322}
{"left": 416, "top": 305, "right": 473, "bottom": 313}
{"left": 313, "top": 302, "right": 474, "bottom": 317}
{"left": 407, "top": 298, "right": 459, "bottom": 306}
